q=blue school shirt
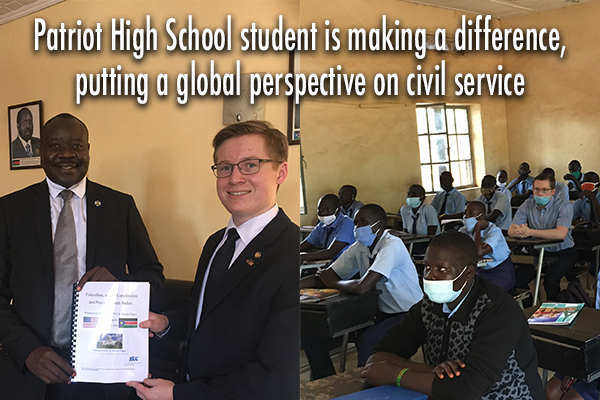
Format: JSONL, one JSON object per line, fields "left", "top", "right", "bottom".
{"left": 513, "top": 197, "right": 574, "bottom": 252}
{"left": 572, "top": 192, "right": 600, "bottom": 221}
{"left": 400, "top": 204, "right": 441, "bottom": 235}
{"left": 508, "top": 176, "right": 534, "bottom": 195}
{"left": 475, "top": 191, "right": 512, "bottom": 231}
{"left": 554, "top": 182, "right": 569, "bottom": 202}
{"left": 305, "top": 213, "right": 355, "bottom": 260}
{"left": 459, "top": 222, "right": 511, "bottom": 269}
{"left": 431, "top": 188, "right": 466, "bottom": 215}
{"left": 339, "top": 200, "right": 364, "bottom": 220}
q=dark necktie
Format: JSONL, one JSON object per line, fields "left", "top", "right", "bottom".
{"left": 412, "top": 213, "right": 419, "bottom": 234}
{"left": 521, "top": 181, "right": 527, "bottom": 193}
{"left": 204, "top": 228, "right": 240, "bottom": 304}
{"left": 26, "top": 143, "right": 32, "bottom": 157}
{"left": 51, "top": 190, "right": 78, "bottom": 348}
{"left": 486, "top": 201, "right": 492, "bottom": 215}
{"left": 440, "top": 192, "right": 449, "bottom": 215}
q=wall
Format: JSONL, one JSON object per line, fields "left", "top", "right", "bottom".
{"left": 0, "top": 0, "right": 300, "bottom": 280}
{"left": 300, "top": 0, "right": 510, "bottom": 225}
{"left": 502, "top": 1, "right": 600, "bottom": 178}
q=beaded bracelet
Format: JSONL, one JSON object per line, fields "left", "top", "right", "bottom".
{"left": 396, "top": 368, "right": 409, "bottom": 388}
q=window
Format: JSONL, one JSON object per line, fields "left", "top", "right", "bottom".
{"left": 416, "top": 104, "right": 474, "bottom": 192}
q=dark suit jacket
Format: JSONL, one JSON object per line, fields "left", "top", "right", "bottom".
{"left": 0, "top": 179, "right": 164, "bottom": 400}
{"left": 165, "top": 209, "right": 299, "bottom": 400}
{"left": 11, "top": 137, "right": 41, "bottom": 158}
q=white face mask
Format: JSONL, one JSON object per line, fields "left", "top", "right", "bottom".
{"left": 318, "top": 213, "right": 337, "bottom": 226}
{"left": 423, "top": 266, "right": 468, "bottom": 304}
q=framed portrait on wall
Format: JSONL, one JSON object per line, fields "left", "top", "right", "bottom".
{"left": 8, "top": 100, "right": 43, "bottom": 170}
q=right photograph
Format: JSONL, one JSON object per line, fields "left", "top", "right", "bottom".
{"left": 298, "top": 1, "right": 599, "bottom": 399}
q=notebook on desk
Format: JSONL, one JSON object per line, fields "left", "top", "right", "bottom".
{"left": 331, "top": 385, "right": 427, "bottom": 400}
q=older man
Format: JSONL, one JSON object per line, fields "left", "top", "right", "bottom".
{"left": 11, "top": 107, "right": 41, "bottom": 158}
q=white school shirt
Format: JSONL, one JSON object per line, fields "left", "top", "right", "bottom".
{"left": 47, "top": 177, "right": 87, "bottom": 279}
{"left": 195, "top": 204, "right": 279, "bottom": 328}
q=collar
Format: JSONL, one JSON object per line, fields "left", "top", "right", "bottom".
{"left": 18, "top": 135, "right": 31, "bottom": 148}
{"left": 357, "top": 230, "right": 390, "bottom": 257}
{"left": 46, "top": 176, "right": 87, "bottom": 200}
{"left": 411, "top": 203, "right": 424, "bottom": 216}
{"left": 444, "top": 188, "right": 456, "bottom": 195}
{"left": 225, "top": 204, "right": 278, "bottom": 247}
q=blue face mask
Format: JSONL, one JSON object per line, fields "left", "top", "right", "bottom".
{"left": 354, "top": 221, "right": 380, "bottom": 247}
{"left": 406, "top": 197, "right": 422, "bottom": 208}
{"left": 462, "top": 216, "right": 478, "bottom": 233}
{"left": 534, "top": 195, "right": 551, "bottom": 206}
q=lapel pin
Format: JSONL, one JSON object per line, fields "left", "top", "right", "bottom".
{"left": 246, "top": 259, "right": 254, "bottom": 266}
{"left": 94, "top": 200, "right": 101, "bottom": 207}
{"left": 255, "top": 251, "right": 262, "bottom": 258}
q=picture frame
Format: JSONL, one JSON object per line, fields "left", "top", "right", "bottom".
{"left": 8, "top": 100, "right": 43, "bottom": 170}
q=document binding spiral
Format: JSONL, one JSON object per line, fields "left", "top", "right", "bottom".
{"left": 70, "top": 283, "right": 80, "bottom": 369}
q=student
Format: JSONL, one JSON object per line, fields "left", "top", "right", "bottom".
{"left": 338, "top": 184, "right": 364, "bottom": 220}
{"left": 475, "top": 175, "right": 512, "bottom": 234}
{"left": 509, "top": 173, "right": 577, "bottom": 301}
{"left": 572, "top": 171, "right": 600, "bottom": 224}
{"left": 128, "top": 120, "right": 299, "bottom": 400}
{"left": 400, "top": 184, "right": 440, "bottom": 236}
{"left": 564, "top": 159, "right": 584, "bottom": 200}
{"left": 300, "top": 204, "right": 423, "bottom": 379}
{"left": 301, "top": 194, "right": 355, "bottom": 262}
{"left": 542, "top": 167, "right": 569, "bottom": 202}
{"left": 459, "top": 201, "right": 516, "bottom": 291}
{"left": 496, "top": 169, "right": 512, "bottom": 201}
{"left": 508, "top": 162, "right": 534, "bottom": 206}
{"left": 431, "top": 171, "right": 466, "bottom": 218}
{"left": 361, "top": 232, "right": 544, "bottom": 400}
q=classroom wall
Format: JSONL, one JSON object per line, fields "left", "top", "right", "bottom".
{"left": 300, "top": 0, "right": 510, "bottom": 225}
{"left": 0, "top": 0, "right": 300, "bottom": 280}
{"left": 502, "top": 1, "right": 600, "bottom": 179}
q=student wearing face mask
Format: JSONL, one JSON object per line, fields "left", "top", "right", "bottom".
{"left": 564, "top": 159, "right": 584, "bottom": 200}
{"left": 496, "top": 169, "right": 512, "bottom": 201}
{"left": 509, "top": 173, "right": 577, "bottom": 301}
{"left": 572, "top": 171, "right": 600, "bottom": 225}
{"left": 475, "top": 175, "right": 512, "bottom": 235}
{"left": 400, "top": 184, "right": 441, "bottom": 236}
{"left": 459, "top": 201, "right": 516, "bottom": 291}
{"left": 361, "top": 232, "right": 544, "bottom": 400}
{"left": 301, "top": 204, "right": 423, "bottom": 379}
{"left": 301, "top": 193, "right": 355, "bottom": 263}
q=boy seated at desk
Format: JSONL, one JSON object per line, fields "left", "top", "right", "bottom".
{"left": 431, "top": 171, "right": 466, "bottom": 219}
{"left": 572, "top": 171, "right": 600, "bottom": 225}
{"left": 362, "top": 232, "right": 544, "bottom": 400}
{"left": 300, "top": 204, "right": 423, "bottom": 379}
{"left": 459, "top": 201, "right": 516, "bottom": 291}
{"left": 508, "top": 172, "right": 576, "bottom": 301}
{"left": 507, "top": 162, "right": 535, "bottom": 207}
{"left": 339, "top": 184, "right": 364, "bottom": 220}
{"left": 475, "top": 175, "right": 512, "bottom": 235}
{"left": 496, "top": 169, "right": 512, "bottom": 201}
{"left": 301, "top": 193, "right": 355, "bottom": 263}
{"left": 400, "top": 184, "right": 440, "bottom": 255}
{"left": 564, "top": 159, "right": 584, "bottom": 200}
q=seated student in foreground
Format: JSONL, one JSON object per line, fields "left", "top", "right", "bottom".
{"left": 476, "top": 175, "right": 512, "bottom": 234}
{"left": 400, "top": 184, "right": 441, "bottom": 236}
{"left": 496, "top": 169, "right": 512, "bottom": 201}
{"left": 431, "top": 171, "right": 466, "bottom": 219}
{"left": 459, "top": 201, "right": 516, "bottom": 291}
{"left": 300, "top": 204, "right": 423, "bottom": 379}
{"left": 507, "top": 162, "right": 534, "bottom": 206}
{"left": 361, "top": 232, "right": 544, "bottom": 400}
{"left": 509, "top": 173, "right": 576, "bottom": 301}
{"left": 301, "top": 194, "right": 355, "bottom": 263}
{"left": 542, "top": 167, "right": 569, "bottom": 202}
{"left": 338, "top": 184, "right": 364, "bottom": 220}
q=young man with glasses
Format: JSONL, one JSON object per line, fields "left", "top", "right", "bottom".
{"left": 128, "top": 121, "right": 299, "bottom": 400}
{"left": 508, "top": 172, "right": 576, "bottom": 301}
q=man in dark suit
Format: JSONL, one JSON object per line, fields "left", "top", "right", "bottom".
{"left": 11, "top": 107, "right": 42, "bottom": 158}
{"left": 128, "top": 121, "right": 299, "bottom": 400}
{"left": 0, "top": 113, "right": 164, "bottom": 400}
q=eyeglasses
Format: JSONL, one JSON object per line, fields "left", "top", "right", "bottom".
{"left": 533, "top": 188, "right": 553, "bottom": 194}
{"left": 211, "top": 158, "right": 281, "bottom": 178}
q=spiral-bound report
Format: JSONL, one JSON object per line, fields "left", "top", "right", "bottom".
{"left": 70, "top": 281, "right": 150, "bottom": 383}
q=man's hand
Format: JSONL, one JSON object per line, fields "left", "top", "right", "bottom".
{"left": 434, "top": 359, "right": 465, "bottom": 379}
{"left": 474, "top": 219, "right": 489, "bottom": 232}
{"left": 76, "top": 266, "right": 117, "bottom": 291}
{"left": 25, "top": 346, "right": 75, "bottom": 384}
{"left": 564, "top": 173, "right": 577, "bottom": 181}
{"left": 127, "top": 378, "right": 175, "bottom": 400}
{"left": 139, "top": 312, "right": 170, "bottom": 338}
{"left": 581, "top": 190, "right": 595, "bottom": 200}
{"left": 361, "top": 360, "right": 402, "bottom": 387}
{"left": 315, "top": 268, "right": 339, "bottom": 287}
{"left": 514, "top": 223, "right": 531, "bottom": 237}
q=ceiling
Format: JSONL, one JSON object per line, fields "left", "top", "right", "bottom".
{"left": 0, "top": 0, "right": 595, "bottom": 25}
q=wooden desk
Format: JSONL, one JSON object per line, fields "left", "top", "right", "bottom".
{"left": 506, "top": 237, "right": 562, "bottom": 305}
{"left": 301, "top": 291, "right": 380, "bottom": 372}
{"left": 300, "top": 368, "right": 427, "bottom": 400}
{"left": 387, "top": 230, "right": 434, "bottom": 255}
{"left": 525, "top": 306, "right": 600, "bottom": 382}
{"left": 301, "top": 259, "right": 331, "bottom": 278}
